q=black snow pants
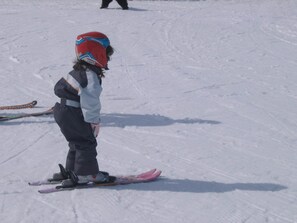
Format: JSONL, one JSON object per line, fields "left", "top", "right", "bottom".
{"left": 54, "top": 102, "right": 99, "bottom": 176}
{"left": 101, "top": 0, "right": 128, "bottom": 9}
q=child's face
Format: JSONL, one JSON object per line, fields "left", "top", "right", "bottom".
{"left": 106, "top": 46, "right": 114, "bottom": 62}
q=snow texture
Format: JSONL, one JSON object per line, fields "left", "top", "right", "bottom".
{"left": 0, "top": 0, "right": 297, "bottom": 222}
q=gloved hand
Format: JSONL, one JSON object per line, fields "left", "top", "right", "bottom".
{"left": 91, "top": 123, "right": 100, "bottom": 137}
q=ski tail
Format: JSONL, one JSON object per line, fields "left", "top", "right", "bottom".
{"left": 29, "top": 164, "right": 70, "bottom": 186}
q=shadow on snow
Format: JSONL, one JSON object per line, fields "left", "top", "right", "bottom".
{"left": 101, "top": 113, "right": 221, "bottom": 128}
{"left": 105, "top": 178, "right": 287, "bottom": 193}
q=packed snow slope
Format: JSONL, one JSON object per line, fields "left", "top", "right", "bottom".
{"left": 1, "top": 0, "right": 297, "bottom": 222}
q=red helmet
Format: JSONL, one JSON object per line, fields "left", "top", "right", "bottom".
{"left": 75, "top": 32, "right": 111, "bottom": 69}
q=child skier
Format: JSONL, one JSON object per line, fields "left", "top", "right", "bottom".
{"left": 53, "top": 31, "right": 114, "bottom": 186}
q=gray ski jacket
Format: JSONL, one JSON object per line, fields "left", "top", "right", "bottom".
{"left": 54, "top": 68, "right": 102, "bottom": 124}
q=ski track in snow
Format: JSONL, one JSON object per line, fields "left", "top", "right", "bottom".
{"left": 1, "top": 0, "right": 297, "bottom": 223}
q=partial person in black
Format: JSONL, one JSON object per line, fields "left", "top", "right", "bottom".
{"left": 100, "top": 0, "right": 129, "bottom": 10}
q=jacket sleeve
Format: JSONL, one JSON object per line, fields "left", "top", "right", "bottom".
{"left": 79, "top": 70, "right": 102, "bottom": 124}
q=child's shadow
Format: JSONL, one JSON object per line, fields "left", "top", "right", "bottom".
{"left": 101, "top": 113, "right": 221, "bottom": 128}
{"left": 114, "top": 178, "right": 287, "bottom": 193}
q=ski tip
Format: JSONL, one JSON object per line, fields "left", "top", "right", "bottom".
{"left": 137, "top": 169, "right": 157, "bottom": 178}
{"left": 151, "top": 170, "right": 162, "bottom": 179}
{"left": 138, "top": 169, "right": 162, "bottom": 181}
{"left": 141, "top": 170, "right": 162, "bottom": 182}
{"left": 32, "top": 100, "right": 38, "bottom": 106}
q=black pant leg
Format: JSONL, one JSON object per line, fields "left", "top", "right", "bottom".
{"left": 115, "top": 0, "right": 128, "bottom": 9}
{"left": 74, "top": 144, "right": 99, "bottom": 175}
{"left": 101, "top": 0, "right": 112, "bottom": 8}
{"left": 65, "top": 142, "right": 76, "bottom": 171}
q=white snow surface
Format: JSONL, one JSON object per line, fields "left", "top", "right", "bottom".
{"left": 1, "top": 0, "right": 297, "bottom": 222}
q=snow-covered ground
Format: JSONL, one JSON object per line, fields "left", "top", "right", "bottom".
{"left": 1, "top": 0, "right": 297, "bottom": 222}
